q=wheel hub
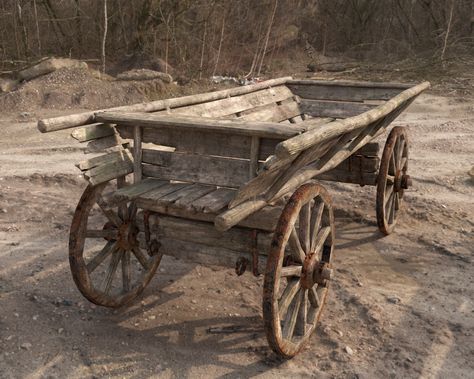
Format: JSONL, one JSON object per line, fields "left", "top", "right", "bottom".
{"left": 300, "top": 253, "right": 333, "bottom": 289}
{"left": 394, "top": 170, "right": 411, "bottom": 192}
{"left": 117, "top": 221, "right": 139, "bottom": 250}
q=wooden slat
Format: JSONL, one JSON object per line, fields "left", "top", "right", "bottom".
{"left": 316, "top": 169, "right": 378, "bottom": 186}
{"left": 85, "top": 134, "right": 126, "bottom": 154}
{"left": 300, "top": 99, "right": 377, "bottom": 118}
{"left": 96, "top": 112, "right": 305, "bottom": 139}
{"left": 71, "top": 123, "right": 115, "bottom": 142}
{"left": 355, "top": 142, "right": 380, "bottom": 156}
{"left": 83, "top": 158, "right": 133, "bottom": 186}
{"left": 142, "top": 149, "right": 255, "bottom": 188}
{"left": 112, "top": 178, "right": 167, "bottom": 202}
{"left": 173, "top": 184, "right": 217, "bottom": 208}
{"left": 133, "top": 126, "right": 142, "bottom": 183}
{"left": 139, "top": 182, "right": 189, "bottom": 201}
{"left": 38, "top": 76, "right": 292, "bottom": 132}
{"left": 237, "top": 99, "right": 302, "bottom": 122}
{"left": 76, "top": 149, "right": 132, "bottom": 171}
{"left": 287, "top": 81, "right": 410, "bottom": 102}
{"left": 190, "top": 188, "right": 236, "bottom": 213}
{"left": 334, "top": 155, "right": 380, "bottom": 173}
{"left": 169, "top": 85, "right": 294, "bottom": 118}
{"left": 116, "top": 125, "right": 279, "bottom": 160}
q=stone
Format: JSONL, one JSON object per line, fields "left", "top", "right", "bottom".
{"left": 345, "top": 345, "right": 354, "bottom": 355}
{"left": 20, "top": 342, "right": 32, "bottom": 350}
{"left": 387, "top": 296, "right": 401, "bottom": 304}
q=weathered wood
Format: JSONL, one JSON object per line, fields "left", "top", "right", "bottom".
{"left": 172, "top": 184, "right": 217, "bottom": 208}
{"left": 190, "top": 188, "right": 236, "bottom": 213}
{"left": 286, "top": 80, "right": 412, "bottom": 102}
{"left": 138, "top": 182, "right": 189, "bottom": 201}
{"left": 83, "top": 157, "right": 133, "bottom": 186}
{"left": 355, "top": 142, "right": 380, "bottom": 156}
{"left": 112, "top": 178, "right": 167, "bottom": 202}
{"left": 249, "top": 136, "right": 260, "bottom": 179}
{"left": 96, "top": 112, "right": 305, "bottom": 139}
{"left": 276, "top": 81, "right": 430, "bottom": 159}
{"left": 75, "top": 149, "right": 132, "bottom": 171}
{"left": 142, "top": 149, "right": 255, "bottom": 188}
{"left": 116, "top": 125, "right": 280, "bottom": 160}
{"left": 214, "top": 198, "right": 268, "bottom": 232}
{"left": 316, "top": 169, "right": 378, "bottom": 185}
{"left": 133, "top": 126, "right": 143, "bottom": 183}
{"left": 37, "top": 76, "right": 292, "bottom": 132}
{"left": 71, "top": 123, "right": 115, "bottom": 142}
{"left": 300, "top": 99, "right": 377, "bottom": 119}
{"left": 334, "top": 155, "right": 379, "bottom": 173}
{"left": 85, "top": 134, "right": 127, "bottom": 154}
{"left": 169, "top": 85, "right": 294, "bottom": 118}
{"left": 238, "top": 99, "right": 301, "bottom": 123}
{"left": 144, "top": 214, "right": 273, "bottom": 254}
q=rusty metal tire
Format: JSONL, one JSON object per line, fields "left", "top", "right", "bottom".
{"left": 376, "top": 126, "right": 410, "bottom": 235}
{"left": 263, "top": 182, "right": 335, "bottom": 358}
{"left": 69, "top": 180, "right": 162, "bottom": 308}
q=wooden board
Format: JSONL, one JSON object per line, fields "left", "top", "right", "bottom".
{"left": 112, "top": 178, "right": 168, "bottom": 202}
{"left": 190, "top": 188, "right": 236, "bottom": 213}
{"left": 300, "top": 99, "right": 377, "bottom": 119}
{"left": 287, "top": 81, "right": 410, "bottom": 102}
{"left": 168, "top": 85, "right": 294, "bottom": 118}
{"left": 237, "top": 98, "right": 302, "bottom": 122}
{"left": 334, "top": 155, "right": 379, "bottom": 173}
{"left": 316, "top": 169, "right": 378, "bottom": 186}
{"left": 83, "top": 156, "right": 133, "bottom": 186}
{"left": 71, "top": 123, "right": 116, "bottom": 142}
{"left": 116, "top": 125, "right": 280, "bottom": 160}
{"left": 96, "top": 112, "right": 305, "bottom": 139}
{"left": 141, "top": 149, "right": 256, "bottom": 188}
{"left": 76, "top": 149, "right": 132, "bottom": 171}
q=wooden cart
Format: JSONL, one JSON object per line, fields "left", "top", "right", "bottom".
{"left": 38, "top": 77, "right": 429, "bottom": 357}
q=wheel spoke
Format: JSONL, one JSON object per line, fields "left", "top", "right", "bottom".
{"left": 97, "top": 196, "right": 122, "bottom": 227}
{"left": 282, "top": 289, "right": 303, "bottom": 340}
{"left": 385, "top": 189, "right": 394, "bottom": 215}
{"left": 280, "top": 266, "right": 302, "bottom": 277}
{"left": 289, "top": 226, "right": 306, "bottom": 263}
{"left": 122, "top": 250, "right": 131, "bottom": 293}
{"left": 128, "top": 202, "right": 138, "bottom": 221}
{"left": 132, "top": 246, "right": 150, "bottom": 270}
{"left": 389, "top": 152, "right": 396, "bottom": 175}
{"left": 312, "top": 226, "right": 331, "bottom": 258}
{"left": 394, "top": 192, "right": 400, "bottom": 211}
{"left": 86, "top": 229, "right": 118, "bottom": 239}
{"left": 388, "top": 194, "right": 396, "bottom": 224}
{"left": 308, "top": 286, "right": 320, "bottom": 308}
{"left": 298, "top": 203, "right": 311, "bottom": 253}
{"left": 310, "top": 201, "right": 324, "bottom": 253}
{"left": 101, "top": 249, "right": 123, "bottom": 295}
{"left": 278, "top": 279, "right": 301, "bottom": 319}
{"left": 295, "top": 289, "right": 308, "bottom": 336}
{"left": 400, "top": 156, "right": 408, "bottom": 170}
{"left": 86, "top": 241, "right": 118, "bottom": 273}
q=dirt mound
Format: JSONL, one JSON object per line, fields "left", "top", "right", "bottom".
{"left": 0, "top": 66, "right": 171, "bottom": 113}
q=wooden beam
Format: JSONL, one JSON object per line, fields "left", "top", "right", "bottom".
{"left": 96, "top": 112, "right": 305, "bottom": 139}
{"left": 300, "top": 99, "right": 377, "bottom": 119}
{"left": 249, "top": 136, "right": 260, "bottom": 179}
{"left": 37, "top": 76, "right": 292, "bottom": 132}
{"left": 133, "top": 126, "right": 142, "bottom": 183}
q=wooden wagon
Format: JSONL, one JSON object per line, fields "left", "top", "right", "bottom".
{"left": 37, "top": 77, "right": 429, "bottom": 357}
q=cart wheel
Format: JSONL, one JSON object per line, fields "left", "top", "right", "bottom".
{"left": 263, "top": 182, "right": 335, "bottom": 358}
{"left": 69, "top": 179, "right": 162, "bottom": 308}
{"left": 376, "top": 126, "right": 411, "bottom": 235}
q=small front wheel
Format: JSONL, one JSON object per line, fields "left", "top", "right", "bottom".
{"left": 376, "top": 126, "right": 411, "bottom": 235}
{"left": 69, "top": 179, "right": 162, "bottom": 308}
{"left": 263, "top": 182, "right": 335, "bottom": 358}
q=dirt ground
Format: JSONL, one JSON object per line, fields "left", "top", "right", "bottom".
{"left": 0, "top": 83, "right": 473, "bottom": 378}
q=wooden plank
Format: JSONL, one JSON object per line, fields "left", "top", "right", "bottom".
{"left": 190, "top": 188, "right": 236, "bottom": 213}
{"left": 249, "top": 136, "right": 260, "bottom": 179}
{"left": 133, "top": 126, "right": 142, "bottom": 183}
{"left": 355, "top": 142, "right": 380, "bottom": 156}
{"left": 173, "top": 184, "right": 217, "bottom": 208}
{"left": 85, "top": 134, "right": 126, "bottom": 154}
{"left": 75, "top": 149, "right": 132, "bottom": 171}
{"left": 135, "top": 197, "right": 281, "bottom": 232}
{"left": 334, "top": 155, "right": 380, "bottom": 173}
{"left": 237, "top": 99, "right": 302, "bottom": 122}
{"left": 300, "top": 99, "right": 377, "bottom": 118}
{"left": 138, "top": 182, "right": 189, "bottom": 201}
{"left": 112, "top": 178, "right": 168, "bottom": 202}
{"left": 71, "top": 123, "right": 115, "bottom": 142}
{"left": 83, "top": 158, "right": 133, "bottom": 186}
{"left": 287, "top": 81, "right": 412, "bottom": 102}
{"left": 141, "top": 149, "right": 253, "bottom": 188}
{"left": 38, "top": 76, "right": 293, "bottom": 132}
{"left": 146, "top": 215, "right": 273, "bottom": 255}
{"left": 96, "top": 112, "right": 305, "bottom": 139}
{"left": 276, "top": 81, "right": 430, "bottom": 159}
{"left": 117, "top": 125, "right": 279, "bottom": 160}
{"left": 169, "top": 85, "right": 294, "bottom": 118}
{"left": 316, "top": 169, "right": 378, "bottom": 186}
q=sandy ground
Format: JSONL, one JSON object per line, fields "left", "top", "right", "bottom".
{"left": 0, "top": 93, "right": 473, "bottom": 379}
